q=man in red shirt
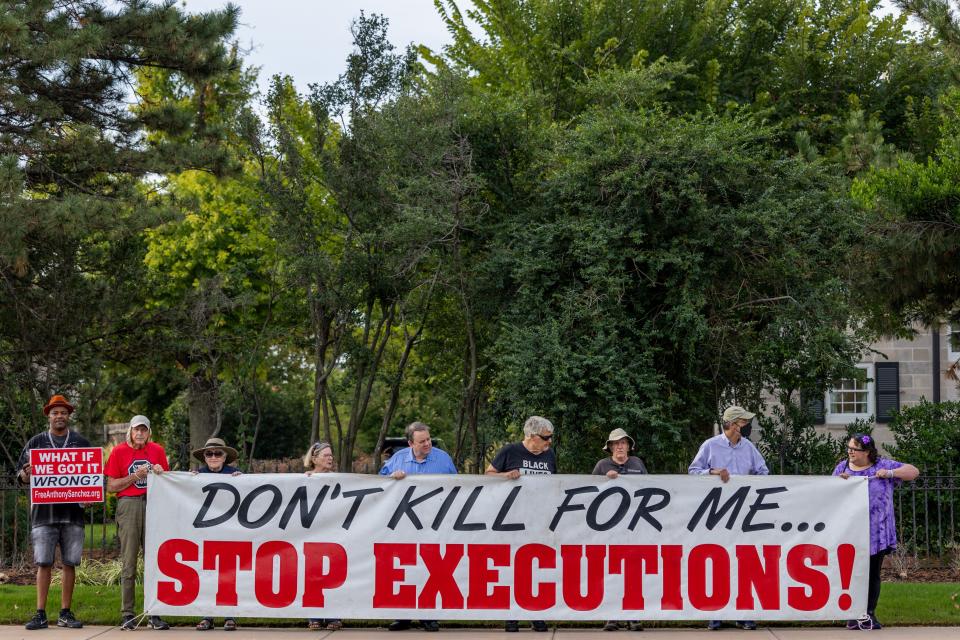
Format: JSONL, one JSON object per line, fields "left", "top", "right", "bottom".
{"left": 105, "top": 415, "right": 170, "bottom": 630}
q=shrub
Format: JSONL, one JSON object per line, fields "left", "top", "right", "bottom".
{"left": 52, "top": 557, "right": 143, "bottom": 586}
{"left": 757, "top": 400, "right": 842, "bottom": 474}
{"left": 887, "top": 400, "right": 960, "bottom": 472}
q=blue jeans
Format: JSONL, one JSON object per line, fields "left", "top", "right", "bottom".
{"left": 31, "top": 523, "right": 84, "bottom": 567}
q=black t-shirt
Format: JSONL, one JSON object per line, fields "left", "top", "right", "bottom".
{"left": 490, "top": 442, "right": 556, "bottom": 475}
{"left": 198, "top": 465, "right": 240, "bottom": 474}
{"left": 591, "top": 456, "right": 648, "bottom": 476}
{"left": 17, "top": 430, "right": 93, "bottom": 526}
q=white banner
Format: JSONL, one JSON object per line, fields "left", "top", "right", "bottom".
{"left": 144, "top": 472, "right": 868, "bottom": 620}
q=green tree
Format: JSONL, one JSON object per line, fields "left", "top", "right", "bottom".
{"left": 429, "top": 0, "right": 949, "bottom": 151}
{"left": 252, "top": 15, "right": 485, "bottom": 468}
{"left": 491, "top": 78, "right": 868, "bottom": 472}
{"left": 849, "top": 2, "right": 960, "bottom": 332}
{"left": 141, "top": 168, "right": 283, "bottom": 450}
{"left": 0, "top": 0, "right": 238, "bottom": 468}
{"left": 852, "top": 87, "right": 960, "bottom": 329}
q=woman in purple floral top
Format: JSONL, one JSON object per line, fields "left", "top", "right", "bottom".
{"left": 833, "top": 434, "right": 919, "bottom": 630}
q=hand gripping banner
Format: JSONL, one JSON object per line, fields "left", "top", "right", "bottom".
{"left": 144, "top": 473, "right": 868, "bottom": 620}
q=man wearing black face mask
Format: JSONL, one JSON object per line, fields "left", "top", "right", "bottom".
{"left": 689, "top": 406, "right": 768, "bottom": 631}
{"left": 689, "top": 406, "right": 767, "bottom": 482}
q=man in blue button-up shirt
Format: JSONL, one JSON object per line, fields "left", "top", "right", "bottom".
{"left": 380, "top": 422, "right": 456, "bottom": 632}
{"left": 379, "top": 421, "right": 457, "bottom": 478}
{"left": 688, "top": 405, "right": 768, "bottom": 481}
{"left": 689, "top": 406, "right": 768, "bottom": 631}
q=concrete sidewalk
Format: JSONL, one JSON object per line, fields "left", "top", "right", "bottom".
{"left": 1, "top": 627, "right": 958, "bottom": 640}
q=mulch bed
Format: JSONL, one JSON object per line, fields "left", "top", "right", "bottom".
{"left": 0, "top": 548, "right": 120, "bottom": 586}
{"left": 882, "top": 566, "right": 960, "bottom": 583}
{"left": 0, "top": 565, "right": 38, "bottom": 585}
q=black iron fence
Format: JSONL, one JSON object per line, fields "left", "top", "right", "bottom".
{"left": 0, "top": 474, "right": 117, "bottom": 566}
{"left": 2, "top": 471, "right": 958, "bottom": 567}
{"left": 895, "top": 470, "right": 958, "bottom": 559}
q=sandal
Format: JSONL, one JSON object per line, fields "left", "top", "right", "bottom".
{"left": 224, "top": 619, "right": 237, "bottom": 631}
{"left": 308, "top": 620, "right": 324, "bottom": 630}
{"left": 325, "top": 621, "right": 343, "bottom": 631}
{"left": 196, "top": 619, "right": 214, "bottom": 631}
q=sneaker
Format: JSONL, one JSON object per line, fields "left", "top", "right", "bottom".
{"left": 627, "top": 622, "right": 644, "bottom": 632}
{"left": 148, "top": 616, "right": 170, "bottom": 630}
{"left": 604, "top": 621, "right": 620, "bottom": 631}
{"left": 737, "top": 621, "right": 757, "bottom": 631}
{"left": 855, "top": 614, "right": 874, "bottom": 631}
{"left": 707, "top": 620, "right": 722, "bottom": 631}
{"left": 58, "top": 609, "right": 83, "bottom": 629}
{"left": 422, "top": 621, "right": 439, "bottom": 632}
{"left": 846, "top": 619, "right": 860, "bottom": 630}
{"left": 25, "top": 611, "right": 48, "bottom": 631}
{"left": 504, "top": 620, "right": 519, "bottom": 633}
{"left": 388, "top": 620, "right": 411, "bottom": 631}
{"left": 532, "top": 621, "right": 548, "bottom": 632}
{"left": 120, "top": 615, "right": 137, "bottom": 631}
{"left": 868, "top": 613, "right": 882, "bottom": 630}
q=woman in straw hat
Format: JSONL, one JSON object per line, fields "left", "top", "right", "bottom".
{"left": 303, "top": 442, "right": 342, "bottom": 630}
{"left": 192, "top": 438, "right": 241, "bottom": 630}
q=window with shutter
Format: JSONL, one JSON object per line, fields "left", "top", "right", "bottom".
{"left": 801, "top": 390, "right": 826, "bottom": 425}
{"left": 948, "top": 324, "right": 960, "bottom": 362}
{"left": 824, "top": 364, "right": 874, "bottom": 424}
{"left": 874, "top": 362, "right": 900, "bottom": 423}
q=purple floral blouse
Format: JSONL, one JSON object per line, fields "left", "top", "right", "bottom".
{"left": 832, "top": 457, "right": 904, "bottom": 555}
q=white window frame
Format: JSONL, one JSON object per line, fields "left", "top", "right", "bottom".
{"left": 948, "top": 324, "right": 960, "bottom": 362}
{"left": 825, "top": 363, "right": 874, "bottom": 424}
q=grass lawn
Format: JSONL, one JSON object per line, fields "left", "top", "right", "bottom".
{"left": 0, "top": 583, "right": 956, "bottom": 627}
{"left": 83, "top": 522, "right": 117, "bottom": 548}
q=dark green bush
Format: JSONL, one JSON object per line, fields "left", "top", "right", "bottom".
{"left": 887, "top": 400, "right": 960, "bottom": 472}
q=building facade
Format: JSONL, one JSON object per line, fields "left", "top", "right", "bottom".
{"left": 810, "top": 324, "right": 960, "bottom": 446}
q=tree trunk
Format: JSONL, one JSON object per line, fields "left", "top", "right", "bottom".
{"left": 307, "top": 280, "right": 339, "bottom": 449}
{"left": 340, "top": 300, "right": 394, "bottom": 470}
{"left": 188, "top": 373, "right": 220, "bottom": 450}
{"left": 372, "top": 325, "right": 421, "bottom": 463}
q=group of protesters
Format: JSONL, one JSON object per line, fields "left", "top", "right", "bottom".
{"left": 17, "top": 394, "right": 919, "bottom": 633}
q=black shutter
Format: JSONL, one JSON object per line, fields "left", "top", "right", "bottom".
{"left": 875, "top": 362, "right": 900, "bottom": 423}
{"left": 802, "top": 391, "right": 826, "bottom": 425}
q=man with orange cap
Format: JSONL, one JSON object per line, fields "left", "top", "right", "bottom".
{"left": 16, "top": 395, "right": 91, "bottom": 630}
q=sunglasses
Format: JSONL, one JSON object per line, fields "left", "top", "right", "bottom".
{"left": 536, "top": 433, "right": 553, "bottom": 441}
{"left": 204, "top": 450, "right": 225, "bottom": 458}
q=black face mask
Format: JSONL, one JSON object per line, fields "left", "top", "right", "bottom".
{"left": 740, "top": 422, "right": 752, "bottom": 439}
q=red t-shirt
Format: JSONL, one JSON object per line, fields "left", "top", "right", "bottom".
{"left": 105, "top": 441, "right": 170, "bottom": 497}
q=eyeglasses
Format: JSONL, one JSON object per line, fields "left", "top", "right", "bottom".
{"left": 204, "top": 450, "right": 225, "bottom": 458}
{"left": 847, "top": 447, "right": 866, "bottom": 453}
{"left": 537, "top": 433, "right": 553, "bottom": 441}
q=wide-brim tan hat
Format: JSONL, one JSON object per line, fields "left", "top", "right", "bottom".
{"left": 192, "top": 437, "right": 239, "bottom": 464}
{"left": 604, "top": 428, "right": 635, "bottom": 452}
